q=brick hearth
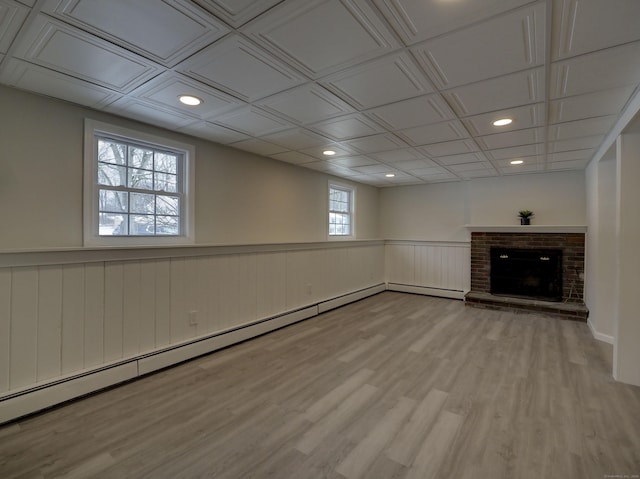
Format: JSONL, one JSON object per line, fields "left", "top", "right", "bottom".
{"left": 465, "top": 231, "right": 588, "bottom": 321}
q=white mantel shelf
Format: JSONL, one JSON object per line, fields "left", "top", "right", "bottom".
{"left": 464, "top": 225, "right": 587, "bottom": 233}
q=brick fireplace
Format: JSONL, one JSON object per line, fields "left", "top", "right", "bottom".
{"left": 464, "top": 227, "right": 588, "bottom": 321}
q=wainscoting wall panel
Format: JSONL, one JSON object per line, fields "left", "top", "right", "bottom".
{"left": 0, "top": 241, "right": 385, "bottom": 423}
{"left": 385, "top": 241, "right": 471, "bottom": 299}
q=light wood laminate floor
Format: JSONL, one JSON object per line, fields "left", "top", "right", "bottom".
{"left": 1, "top": 292, "right": 639, "bottom": 478}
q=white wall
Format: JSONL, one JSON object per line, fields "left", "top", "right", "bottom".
{"left": 0, "top": 85, "right": 380, "bottom": 250}
{"left": 380, "top": 171, "right": 587, "bottom": 241}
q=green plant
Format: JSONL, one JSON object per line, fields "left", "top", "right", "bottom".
{"left": 518, "top": 210, "right": 534, "bottom": 218}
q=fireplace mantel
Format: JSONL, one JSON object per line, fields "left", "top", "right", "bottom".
{"left": 464, "top": 225, "right": 587, "bottom": 234}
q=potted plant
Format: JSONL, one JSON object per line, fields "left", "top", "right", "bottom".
{"left": 518, "top": 210, "right": 534, "bottom": 225}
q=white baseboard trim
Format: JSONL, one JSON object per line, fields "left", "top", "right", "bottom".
{"left": 0, "top": 363, "right": 138, "bottom": 425}
{"left": 588, "top": 319, "right": 614, "bottom": 344}
{"left": 318, "top": 284, "right": 386, "bottom": 313}
{"left": 0, "top": 284, "right": 384, "bottom": 425}
{"left": 386, "top": 283, "right": 466, "bottom": 300}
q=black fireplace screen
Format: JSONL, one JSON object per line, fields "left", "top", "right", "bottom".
{"left": 490, "top": 248, "right": 563, "bottom": 302}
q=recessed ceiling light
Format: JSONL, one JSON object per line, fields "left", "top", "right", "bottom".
{"left": 385, "top": 173, "right": 396, "bottom": 178}
{"left": 510, "top": 159, "right": 524, "bottom": 165}
{"left": 178, "top": 95, "right": 202, "bottom": 106}
{"left": 493, "top": 118, "right": 513, "bottom": 126}
{"left": 322, "top": 150, "right": 336, "bottom": 156}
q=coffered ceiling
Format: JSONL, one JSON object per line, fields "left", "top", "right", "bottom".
{"left": 1, "top": 0, "right": 639, "bottom": 187}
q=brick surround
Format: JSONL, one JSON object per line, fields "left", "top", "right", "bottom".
{"left": 466, "top": 232, "right": 588, "bottom": 320}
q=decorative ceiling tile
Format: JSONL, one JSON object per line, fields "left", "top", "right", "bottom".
{"left": 260, "top": 128, "right": 332, "bottom": 151}
{"left": 417, "top": 139, "right": 479, "bottom": 158}
{"left": 486, "top": 144, "right": 543, "bottom": 161}
{"left": 178, "top": 121, "right": 251, "bottom": 144}
{"left": 370, "top": 148, "right": 422, "bottom": 163}
{"left": 351, "top": 163, "right": 392, "bottom": 174}
{"left": 396, "top": 120, "right": 468, "bottom": 146}
{"left": 463, "top": 104, "right": 545, "bottom": 137}
{"left": 242, "top": 0, "right": 399, "bottom": 78}
{"left": 392, "top": 159, "right": 438, "bottom": 171}
{"left": 132, "top": 71, "right": 243, "bottom": 119}
{"left": 212, "top": 105, "right": 293, "bottom": 136}
{"left": 548, "top": 159, "right": 590, "bottom": 170}
{"left": 548, "top": 136, "right": 604, "bottom": 153}
{"left": 106, "top": 97, "right": 198, "bottom": 130}
{"left": 548, "top": 149, "right": 595, "bottom": 162}
{"left": 0, "top": 58, "right": 120, "bottom": 108}
{"left": 412, "top": 3, "right": 545, "bottom": 89}
{"left": 0, "top": 0, "right": 29, "bottom": 55}
{"left": 476, "top": 128, "right": 544, "bottom": 150}
{"left": 321, "top": 51, "right": 432, "bottom": 109}
{"left": 270, "top": 151, "right": 318, "bottom": 165}
{"left": 366, "top": 94, "right": 455, "bottom": 130}
{"left": 551, "top": 42, "right": 640, "bottom": 98}
{"left": 374, "top": 0, "right": 532, "bottom": 45}
{"left": 308, "top": 113, "right": 384, "bottom": 141}
{"left": 443, "top": 68, "right": 544, "bottom": 117}
{"left": 552, "top": 0, "right": 640, "bottom": 60}
{"left": 12, "top": 15, "right": 162, "bottom": 93}
{"left": 549, "top": 86, "right": 636, "bottom": 124}
{"left": 548, "top": 115, "right": 616, "bottom": 141}
{"left": 329, "top": 156, "right": 378, "bottom": 168}
{"left": 435, "top": 153, "right": 489, "bottom": 166}
{"left": 40, "top": 0, "right": 228, "bottom": 67}
{"left": 228, "top": 138, "right": 288, "bottom": 156}
{"left": 298, "top": 144, "right": 355, "bottom": 160}
{"left": 342, "top": 133, "right": 408, "bottom": 154}
{"left": 177, "top": 34, "right": 305, "bottom": 102}
{"left": 192, "top": 0, "right": 283, "bottom": 28}
{"left": 256, "top": 83, "right": 354, "bottom": 125}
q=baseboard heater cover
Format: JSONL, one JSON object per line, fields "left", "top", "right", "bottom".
{"left": 386, "top": 283, "right": 466, "bottom": 300}
{"left": 0, "top": 283, "right": 384, "bottom": 425}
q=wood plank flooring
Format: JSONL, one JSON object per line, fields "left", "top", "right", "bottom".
{"left": 1, "top": 292, "right": 639, "bottom": 478}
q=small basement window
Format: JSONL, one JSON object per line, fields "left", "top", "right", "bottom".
{"left": 328, "top": 183, "right": 354, "bottom": 237}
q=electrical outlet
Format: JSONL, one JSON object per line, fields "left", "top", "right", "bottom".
{"left": 188, "top": 310, "right": 198, "bottom": 326}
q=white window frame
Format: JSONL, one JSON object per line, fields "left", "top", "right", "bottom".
{"left": 328, "top": 182, "right": 355, "bottom": 239}
{"left": 83, "top": 119, "right": 195, "bottom": 247}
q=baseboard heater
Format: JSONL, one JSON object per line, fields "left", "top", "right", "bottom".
{"left": 386, "top": 283, "right": 466, "bottom": 300}
{"left": 0, "top": 283, "right": 385, "bottom": 425}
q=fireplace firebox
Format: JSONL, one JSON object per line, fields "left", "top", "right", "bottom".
{"left": 490, "top": 248, "right": 562, "bottom": 302}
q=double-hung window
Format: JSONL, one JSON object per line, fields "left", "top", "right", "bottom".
{"left": 84, "top": 120, "right": 195, "bottom": 246}
{"left": 328, "top": 183, "right": 354, "bottom": 237}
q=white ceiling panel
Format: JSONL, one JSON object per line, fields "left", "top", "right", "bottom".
{"left": 132, "top": 72, "right": 242, "bottom": 119}
{"left": 0, "top": 58, "right": 120, "bottom": 108}
{"left": 374, "top": 0, "right": 533, "bottom": 46}
{"left": 40, "top": 0, "right": 228, "bottom": 67}
{"left": 177, "top": 34, "right": 305, "bottom": 102}
{"left": 12, "top": 15, "right": 161, "bottom": 92}
{"left": 242, "top": 0, "right": 398, "bottom": 77}
{"left": 370, "top": 148, "right": 422, "bottom": 163}
{"left": 366, "top": 93, "right": 455, "bottom": 130}
{"left": 396, "top": 120, "right": 468, "bottom": 146}
{"left": 178, "top": 121, "right": 251, "bottom": 144}
{"left": 351, "top": 163, "right": 392, "bottom": 175}
{"left": 193, "top": 0, "right": 283, "bottom": 28}
{"left": 551, "top": 42, "right": 640, "bottom": 98}
{"left": 463, "top": 104, "right": 545, "bottom": 137}
{"left": 444, "top": 68, "right": 545, "bottom": 117}
{"left": 228, "top": 138, "right": 288, "bottom": 156}
{"left": 329, "top": 156, "right": 378, "bottom": 168}
{"left": 411, "top": 166, "right": 448, "bottom": 177}
{"left": 392, "top": 159, "right": 437, "bottom": 171}
{"left": 549, "top": 115, "right": 616, "bottom": 141}
{"left": 477, "top": 128, "right": 544, "bottom": 150}
{"left": 257, "top": 83, "right": 353, "bottom": 125}
{"left": 549, "top": 86, "right": 636, "bottom": 124}
{"left": 549, "top": 159, "right": 590, "bottom": 170}
{"left": 553, "top": 0, "right": 640, "bottom": 60}
{"left": 270, "top": 151, "right": 318, "bottom": 165}
{"left": 418, "top": 139, "right": 479, "bottom": 158}
{"left": 299, "top": 144, "right": 355, "bottom": 160}
{"left": 412, "top": 3, "right": 545, "bottom": 89}
{"left": 420, "top": 173, "right": 458, "bottom": 183}
{"left": 435, "top": 153, "right": 488, "bottom": 166}
{"left": 548, "top": 149, "right": 594, "bottom": 162}
{"left": 494, "top": 155, "right": 544, "bottom": 168}
{"left": 0, "top": 0, "right": 29, "bottom": 54}
{"left": 212, "top": 105, "right": 293, "bottom": 136}
{"left": 548, "top": 136, "right": 603, "bottom": 153}
{"left": 106, "top": 97, "right": 197, "bottom": 130}
{"left": 499, "top": 162, "right": 542, "bottom": 174}
{"left": 321, "top": 52, "right": 432, "bottom": 109}
{"left": 342, "top": 133, "right": 408, "bottom": 154}
{"left": 309, "top": 113, "right": 384, "bottom": 141}
{"left": 260, "top": 128, "right": 332, "bottom": 150}
{"left": 486, "top": 143, "right": 543, "bottom": 161}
